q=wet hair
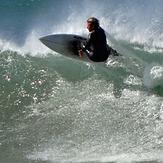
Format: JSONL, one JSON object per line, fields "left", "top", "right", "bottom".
{"left": 87, "top": 17, "right": 99, "bottom": 28}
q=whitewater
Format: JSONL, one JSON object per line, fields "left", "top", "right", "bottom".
{"left": 0, "top": 0, "right": 163, "bottom": 163}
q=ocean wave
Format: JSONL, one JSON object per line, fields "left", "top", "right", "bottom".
{"left": 1, "top": 1, "right": 163, "bottom": 163}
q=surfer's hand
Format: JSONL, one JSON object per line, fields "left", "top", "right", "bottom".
{"left": 78, "top": 50, "right": 83, "bottom": 57}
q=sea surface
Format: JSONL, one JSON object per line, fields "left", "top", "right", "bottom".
{"left": 0, "top": 0, "right": 163, "bottom": 163}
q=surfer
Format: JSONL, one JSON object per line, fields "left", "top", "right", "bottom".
{"left": 79, "top": 17, "right": 109, "bottom": 62}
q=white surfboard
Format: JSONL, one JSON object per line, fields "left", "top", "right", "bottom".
{"left": 39, "top": 34, "right": 121, "bottom": 62}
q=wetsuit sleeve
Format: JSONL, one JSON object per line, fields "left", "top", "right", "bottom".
{"left": 82, "top": 32, "right": 95, "bottom": 52}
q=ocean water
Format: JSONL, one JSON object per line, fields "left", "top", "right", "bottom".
{"left": 0, "top": 0, "right": 163, "bottom": 163}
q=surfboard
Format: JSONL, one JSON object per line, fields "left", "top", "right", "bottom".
{"left": 39, "top": 34, "right": 120, "bottom": 62}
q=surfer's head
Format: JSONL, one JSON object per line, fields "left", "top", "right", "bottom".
{"left": 87, "top": 17, "right": 99, "bottom": 32}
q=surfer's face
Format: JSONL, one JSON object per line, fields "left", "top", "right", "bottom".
{"left": 87, "top": 23, "right": 94, "bottom": 32}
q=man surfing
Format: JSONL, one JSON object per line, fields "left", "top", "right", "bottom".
{"left": 79, "top": 17, "right": 109, "bottom": 62}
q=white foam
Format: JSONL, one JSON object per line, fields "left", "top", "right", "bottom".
{"left": 143, "top": 63, "right": 163, "bottom": 88}
{"left": 0, "top": 39, "right": 21, "bottom": 53}
{"left": 21, "top": 30, "right": 51, "bottom": 55}
{"left": 0, "top": 31, "right": 51, "bottom": 56}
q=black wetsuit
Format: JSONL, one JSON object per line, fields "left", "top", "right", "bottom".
{"left": 82, "top": 27, "right": 109, "bottom": 62}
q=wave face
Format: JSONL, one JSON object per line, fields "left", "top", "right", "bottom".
{"left": 0, "top": 0, "right": 163, "bottom": 163}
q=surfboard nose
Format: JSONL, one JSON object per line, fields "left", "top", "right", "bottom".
{"left": 39, "top": 36, "right": 44, "bottom": 42}
{"left": 39, "top": 36, "right": 51, "bottom": 45}
{"left": 39, "top": 35, "right": 59, "bottom": 51}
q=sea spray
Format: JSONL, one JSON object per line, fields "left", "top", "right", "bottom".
{"left": 143, "top": 63, "right": 163, "bottom": 96}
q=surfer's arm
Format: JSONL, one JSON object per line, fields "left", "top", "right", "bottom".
{"left": 82, "top": 33, "right": 94, "bottom": 52}
{"left": 78, "top": 46, "right": 93, "bottom": 58}
{"left": 78, "top": 40, "right": 91, "bottom": 57}
{"left": 78, "top": 32, "right": 94, "bottom": 58}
